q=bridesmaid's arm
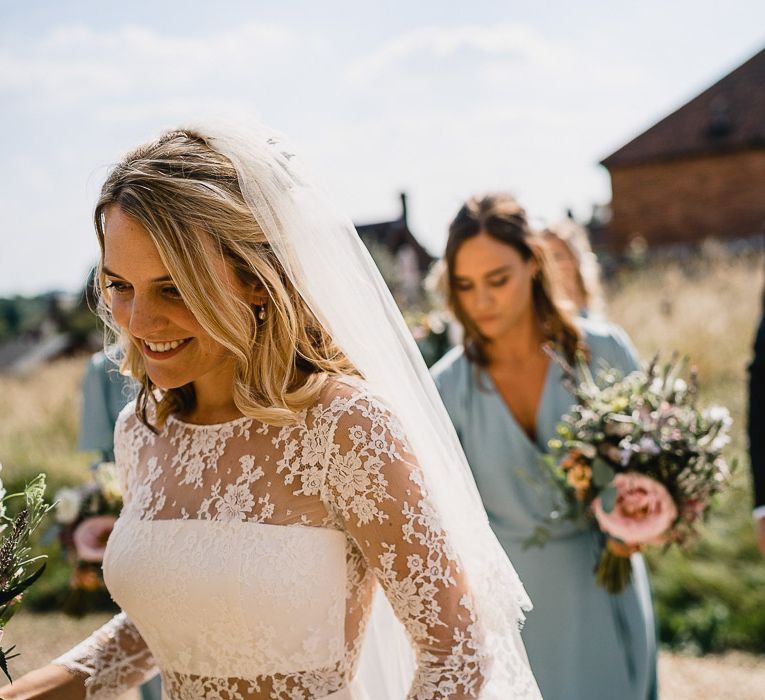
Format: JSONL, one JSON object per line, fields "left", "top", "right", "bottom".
{"left": 593, "top": 321, "right": 641, "bottom": 375}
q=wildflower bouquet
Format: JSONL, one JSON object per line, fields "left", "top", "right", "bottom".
{"left": 545, "top": 356, "right": 732, "bottom": 593}
{"left": 51, "top": 462, "right": 122, "bottom": 615}
{"left": 0, "top": 466, "right": 52, "bottom": 681}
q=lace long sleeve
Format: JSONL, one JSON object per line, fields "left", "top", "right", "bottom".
{"left": 322, "top": 388, "right": 487, "bottom": 700}
{"left": 53, "top": 612, "right": 158, "bottom": 699}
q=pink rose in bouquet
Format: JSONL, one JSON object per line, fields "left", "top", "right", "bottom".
{"left": 592, "top": 473, "right": 678, "bottom": 546}
{"left": 73, "top": 515, "right": 116, "bottom": 563}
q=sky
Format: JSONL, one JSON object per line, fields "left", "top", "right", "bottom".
{"left": 2, "top": 0, "right": 764, "bottom": 296}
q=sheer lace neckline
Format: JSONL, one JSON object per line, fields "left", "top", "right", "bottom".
{"left": 166, "top": 412, "right": 254, "bottom": 430}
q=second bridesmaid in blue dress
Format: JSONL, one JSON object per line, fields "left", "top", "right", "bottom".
{"left": 431, "top": 193, "right": 657, "bottom": 700}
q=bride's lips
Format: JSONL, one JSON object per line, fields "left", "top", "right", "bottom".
{"left": 141, "top": 338, "right": 192, "bottom": 360}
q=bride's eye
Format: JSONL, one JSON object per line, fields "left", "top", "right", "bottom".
{"left": 162, "top": 285, "right": 182, "bottom": 299}
{"left": 105, "top": 280, "right": 130, "bottom": 294}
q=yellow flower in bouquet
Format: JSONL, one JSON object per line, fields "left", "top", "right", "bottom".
{"left": 566, "top": 464, "right": 592, "bottom": 501}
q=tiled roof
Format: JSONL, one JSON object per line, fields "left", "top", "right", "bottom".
{"left": 602, "top": 46, "right": 765, "bottom": 168}
{"left": 355, "top": 193, "right": 435, "bottom": 272}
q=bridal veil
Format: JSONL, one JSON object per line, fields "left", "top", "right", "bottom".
{"left": 187, "top": 118, "right": 540, "bottom": 700}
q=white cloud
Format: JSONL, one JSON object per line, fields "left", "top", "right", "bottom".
{"left": 0, "top": 19, "right": 307, "bottom": 295}
{"left": 345, "top": 23, "right": 572, "bottom": 84}
{"left": 0, "top": 21, "right": 296, "bottom": 107}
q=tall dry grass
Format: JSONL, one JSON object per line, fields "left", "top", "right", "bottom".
{"left": 608, "top": 242, "right": 763, "bottom": 433}
{"left": 606, "top": 244, "right": 765, "bottom": 653}
{"left": 0, "top": 356, "right": 94, "bottom": 491}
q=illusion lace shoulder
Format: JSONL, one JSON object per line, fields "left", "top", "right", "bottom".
{"left": 55, "top": 376, "right": 489, "bottom": 699}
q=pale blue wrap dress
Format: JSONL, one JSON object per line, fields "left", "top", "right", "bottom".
{"left": 432, "top": 318, "right": 657, "bottom": 700}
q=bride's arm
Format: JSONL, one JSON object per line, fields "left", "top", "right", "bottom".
{"left": 322, "top": 389, "right": 487, "bottom": 700}
{"left": 0, "top": 613, "right": 157, "bottom": 700}
{"left": 0, "top": 664, "right": 85, "bottom": 699}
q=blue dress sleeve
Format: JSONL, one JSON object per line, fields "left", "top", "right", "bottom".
{"left": 584, "top": 320, "right": 641, "bottom": 377}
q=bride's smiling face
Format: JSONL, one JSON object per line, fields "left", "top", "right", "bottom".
{"left": 102, "top": 205, "right": 258, "bottom": 392}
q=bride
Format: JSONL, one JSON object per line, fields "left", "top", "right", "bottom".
{"left": 2, "top": 121, "right": 540, "bottom": 699}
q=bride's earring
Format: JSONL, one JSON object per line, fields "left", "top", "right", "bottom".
{"left": 257, "top": 304, "right": 267, "bottom": 322}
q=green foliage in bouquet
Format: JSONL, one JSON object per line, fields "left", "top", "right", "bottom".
{"left": 0, "top": 468, "right": 53, "bottom": 681}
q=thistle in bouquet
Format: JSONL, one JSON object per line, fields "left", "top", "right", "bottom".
{"left": 545, "top": 353, "right": 733, "bottom": 594}
{"left": 0, "top": 465, "right": 53, "bottom": 681}
{"left": 51, "top": 461, "right": 122, "bottom": 615}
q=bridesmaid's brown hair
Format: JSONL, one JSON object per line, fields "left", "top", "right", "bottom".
{"left": 442, "top": 193, "right": 584, "bottom": 366}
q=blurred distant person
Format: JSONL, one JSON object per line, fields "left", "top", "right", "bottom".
{"left": 79, "top": 352, "right": 162, "bottom": 700}
{"left": 79, "top": 350, "right": 136, "bottom": 460}
{"left": 542, "top": 218, "right": 605, "bottom": 319}
{"left": 749, "top": 285, "right": 765, "bottom": 556}
{"left": 432, "top": 193, "right": 656, "bottom": 700}
{"left": 79, "top": 266, "right": 138, "bottom": 459}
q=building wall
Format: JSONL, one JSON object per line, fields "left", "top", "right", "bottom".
{"left": 606, "top": 148, "right": 765, "bottom": 250}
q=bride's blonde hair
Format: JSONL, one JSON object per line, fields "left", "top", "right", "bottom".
{"left": 95, "top": 129, "right": 356, "bottom": 430}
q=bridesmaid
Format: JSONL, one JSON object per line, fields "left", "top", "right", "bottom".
{"left": 431, "top": 193, "right": 657, "bottom": 700}
{"left": 541, "top": 218, "right": 605, "bottom": 319}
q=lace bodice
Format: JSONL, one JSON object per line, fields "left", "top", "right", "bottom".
{"left": 56, "top": 376, "right": 487, "bottom": 699}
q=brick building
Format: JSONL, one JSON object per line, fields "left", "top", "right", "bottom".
{"left": 601, "top": 46, "right": 765, "bottom": 250}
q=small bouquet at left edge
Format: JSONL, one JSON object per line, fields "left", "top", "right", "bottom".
{"left": 541, "top": 355, "right": 733, "bottom": 594}
{"left": 50, "top": 462, "right": 122, "bottom": 616}
{"left": 0, "top": 465, "right": 53, "bottom": 681}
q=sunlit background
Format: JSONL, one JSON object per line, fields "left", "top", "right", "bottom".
{"left": 2, "top": 0, "right": 765, "bottom": 295}
{"left": 2, "top": 3, "right": 765, "bottom": 696}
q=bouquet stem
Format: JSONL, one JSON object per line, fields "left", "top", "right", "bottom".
{"left": 595, "top": 539, "right": 639, "bottom": 594}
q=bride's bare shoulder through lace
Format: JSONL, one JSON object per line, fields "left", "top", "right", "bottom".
{"left": 54, "top": 376, "right": 487, "bottom": 699}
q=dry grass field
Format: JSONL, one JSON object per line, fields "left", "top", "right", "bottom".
{"left": 0, "top": 357, "right": 95, "bottom": 488}
{"left": 608, "top": 242, "right": 763, "bottom": 418}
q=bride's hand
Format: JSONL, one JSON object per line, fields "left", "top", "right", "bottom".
{"left": 0, "top": 663, "right": 85, "bottom": 699}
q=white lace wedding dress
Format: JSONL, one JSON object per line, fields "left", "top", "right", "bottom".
{"left": 55, "top": 376, "right": 488, "bottom": 699}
